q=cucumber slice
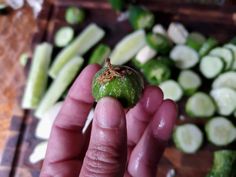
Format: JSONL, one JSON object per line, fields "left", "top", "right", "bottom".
{"left": 224, "top": 43, "right": 236, "bottom": 70}
{"left": 22, "top": 43, "right": 53, "bottom": 109}
{"left": 178, "top": 70, "right": 202, "bottom": 95}
{"left": 210, "top": 87, "right": 236, "bottom": 116}
{"left": 88, "top": 44, "right": 111, "bottom": 65}
{"left": 199, "top": 56, "right": 225, "bottom": 79}
{"left": 128, "top": 5, "right": 155, "bottom": 30}
{"left": 186, "top": 92, "right": 216, "bottom": 118}
{"left": 210, "top": 47, "right": 234, "bottom": 70}
{"left": 159, "top": 80, "right": 183, "bottom": 101}
{"left": 173, "top": 124, "right": 203, "bottom": 154}
{"left": 205, "top": 117, "right": 236, "bottom": 146}
{"left": 135, "top": 45, "right": 157, "bottom": 64}
{"left": 212, "top": 71, "right": 236, "bottom": 90}
{"left": 54, "top": 26, "right": 74, "bottom": 48}
{"left": 152, "top": 24, "right": 167, "bottom": 36}
{"left": 170, "top": 45, "right": 199, "bottom": 69}
{"left": 110, "top": 30, "right": 146, "bottom": 65}
{"left": 199, "top": 37, "right": 218, "bottom": 58}
{"left": 146, "top": 33, "right": 172, "bottom": 54}
{"left": 186, "top": 32, "right": 206, "bottom": 51}
{"left": 65, "top": 6, "right": 85, "bottom": 25}
{"left": 35, "top": 56, "right": 84, "bottom": 119}
{"left": 49, "top": 24, "right": 105, "bottom": 78}
{"left": 167, "top": 22, "right": 189, "bottom": 44}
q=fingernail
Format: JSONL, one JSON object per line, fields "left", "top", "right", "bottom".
{"left": 152, "top": 100, "right": 177, "bottom": 140}
{"left": 95, "top": 97, "right": 124, "bottom": 128}
{"left": 140, "top": 86, "right": 163, "bottom": 114}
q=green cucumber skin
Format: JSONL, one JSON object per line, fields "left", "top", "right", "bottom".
{"left": 22, "top": 43, "right": 53, "bottom": 109}
{"left": 142, "top": 59, "right": 171, "bottom": 85}
{"left": 199, "top": 38, "right": 218, "bottom": 58}
{"left": 89, "top": 44, "right": 111, "bottom": 65}
{"left": 35, "top": 56, "right": 84, "bottom": 118}
{"left": 146, "top": 33, "right": 172, "bottom": 54}
{"left": 128, "top": 5, "right": 155, "bottom": 30}
{"left": 186, "top": 32, "right": 206, "bottom": 51}
{"left": 65, "top": 6, "right": 85, "bottom": 25}
{"left": 108, "top": 0, "right": 125, "bottom": 11}
{"left": 49, "top": 24, "right": 105, "bottom": 79}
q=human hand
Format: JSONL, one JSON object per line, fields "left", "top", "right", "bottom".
{"left": 40, "top": 64, "right": 177, "bottom": 177}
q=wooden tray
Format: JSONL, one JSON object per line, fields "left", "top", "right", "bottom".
{"left": 2, "top": 0, "right": 236, "bottom": 176}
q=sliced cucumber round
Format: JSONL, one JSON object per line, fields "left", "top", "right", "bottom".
{"left": 54, "top": 26, "right": 74, "bottom": 47}
{"left": 212, "top": 71, "right": 236, "bottom": 90}
{"left": 178, "top": 70, "right": 202, "bottom": 95}
{"left": 199, "top": 37, "right": 218, "bottom": 58}
{"left": 210, "top": 47, "right": 234, "bottom": 70}
{"left": 173, "top": 124, "right": 203, "bottom": 154}
{"left": 200, "top": 55, "right": 225, "bottom": 79}
{"left": 110, "top": 30, "right": 146, "bottom": 65}
{"left": 224, "top": 43, "right": 236, "bottom": 70}
{"left": 205, "top": 117, "right": 236, "bottom": 146}
{"left": 170, "top": 45, "right": 199, "bottom": 69}
{"left": 167, "top": 22, "right": 189, "bottom": 44}
{"left": 135, "top": 45, "right": 157, "bottom": 64}
{"left": 186, "top": 92, "right": 215, "bottom": 118}
{"left": 186, "top": 32, "right": 206, "bottom": 51}
{"left": 159, "top": 80, "right": 183, "bottom": 101}
{"left": 210, "top": 87, "right": 236, "bottom": 116}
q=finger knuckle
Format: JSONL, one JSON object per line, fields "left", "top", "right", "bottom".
{"left": 84, "top": 145, "right": 123, "bottom": 176}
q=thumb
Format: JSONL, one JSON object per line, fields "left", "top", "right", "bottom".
{"left": 79, "top": 97, "right": 127, "bottom": 177}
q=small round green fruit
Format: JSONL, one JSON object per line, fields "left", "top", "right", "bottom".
{"left": 92, "top": 59, "right": 144, "bottom": 108}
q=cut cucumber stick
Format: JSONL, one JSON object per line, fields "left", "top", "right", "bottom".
{"left": 110, "top": 30, "right": 146, "bottom": 65}
{"left": 49, "top": 23, "right": 105, "bottom": 78}
{"left": 210, "top": 87, "right": 236, "bottom": 116}
{"left": 200, "top": 56, "right": 225, "bottom": 79}
{"left": 22, "top": 43, "right": 53, "bottom": 109}
{"left": 212, "top": 71, "right": 236, "bottom": 90}
{"left": 170, "top": 45, "right": 199, "bottom": 69}
{"left": 186, "top": 92, "right": 215, "bottom": 118}
{"left": 159, "top": 80, "right": 183, "bottom": 101}
{"left": 210, "top": 47, "right": 234, "bottom": 70}
{"left": 178, "top": 70, "right": 201, "bottom": 95}
{"left": 35, "top": 56, "right": 84, "bottom": 119}
{"left": 205, "top": 117, "right": 236, "bottom": 146}
{"left": 173, "top": 124, "right": 203, "bottom": 154}
{"left": 88, "top": 44, "right": 111, "bottom": 65}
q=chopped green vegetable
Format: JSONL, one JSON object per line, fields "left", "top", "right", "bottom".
{"left": 199, "top": 55, "right": 225, "bottom": 79}
{"left": 178, "top": 70, "right": 202, "bottom": 95}
{"left": 88, "top": 44, "right": 111, "bottom": 65}
{"left": 110, "top": 30, "right": 146, "bottom": 65}
{"left": 142, "top": 59, "right": 171, "bottom": 85}
{"left": 167, "top": 22, "right": 189, "bottom": 44}
{"left": 19, "top": 52, "right": 29, "bottom": 66}
{"left": 54, "top": 26, "right": 74, "bottom": 48}
{"left": 159, "top": 80, "right": 183, "bottom": 101}
{"left": 135, "top": 45, "right": 157, "bottom": 64}
{"left": 210, "top": 47, "right": 234, "bottom": 70}
{"left": 128, "top": 5, "right": 155, "bottom": 30}
{"left": 35, "top": 56, "right": 84, "bottom": 119}
{"left": 186, "top": 92, "right": 215, "bottom": 118}
{"left": 205, "top": 117, "right": 236, "bottom": 146}
{"left": 206, "top": 150, "right": 236, "bottom": 177}
{"left": 212, "top": 71, "right": 236, "bottom": 90}
{"left": 22, "top": 43, "right": 53, "bottom": 109}
{"left": 186, "top": 32, "right": 206, "bottom": 51}
{"left": 49, "top": 23, "right": 105, "bottom": 78}
{"left": 210, "top": 87, "right": 236, "bottom": 116}
{"left": 146, "top": 33, "right": 172, "bottom": 54}
{"left": 65, "top": 6, "right": 85, "bottom": 25}
{"left": 170, "top": 45, "right": 199, "bottom": 69}
{"left": 199, "top": 37, "right": 218, "bottom": 57}
{"left": 173, "top": 124, "right": 203, "bottom": 154}
{"left": 108, "top": 0, "right": 125, "bottom": 11}
{"left": 92, "top": 59, "right": 144, "bottom": 108}
{"left": 224, "top": 43, "right": 236, "bottom": 70}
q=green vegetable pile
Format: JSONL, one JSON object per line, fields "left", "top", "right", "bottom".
{"left": 21, "top": 3, "right": 236, "bottom": 176}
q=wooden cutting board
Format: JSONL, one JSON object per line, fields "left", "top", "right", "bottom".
{"left": 1, "top": 0, "right": 236, "bottom": 177}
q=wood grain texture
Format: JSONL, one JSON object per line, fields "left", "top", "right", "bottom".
{"left": 1, "top": 0, "right": 236, "bottom": 177}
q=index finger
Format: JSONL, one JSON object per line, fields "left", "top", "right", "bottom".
{"left": 41, "top": 64, "right": 100, "bottom": 176}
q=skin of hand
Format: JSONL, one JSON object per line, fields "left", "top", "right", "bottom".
{"left": 40, "top": 64, "right": 177, "bottom": 177}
